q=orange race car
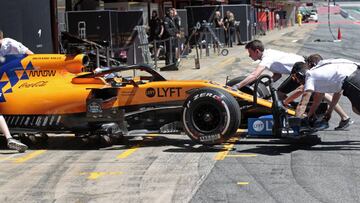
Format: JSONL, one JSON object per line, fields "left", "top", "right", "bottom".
{"left": 0, "top": 53, "right": 318, "bottom": 146}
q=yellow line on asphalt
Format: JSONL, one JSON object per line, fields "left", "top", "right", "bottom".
{"left": 13, "top": 150, "right": 47, "bottom": 163}
{"left": 214, "top": 137, "right": 238, "bottom": 160}
{"left": 225, "top": 154, "right": 257, "bottom": 157}
{"left": 116, "top": 134, "right": 158, "bottom": 159}
{"left": 80, "top": 172, "right": 123, "bottom": 180}
{"left": 117, "top": 145, "right": 141, "bottom": 159}
{"left": 237, "top": 182, "right": 249, "bottom": 186}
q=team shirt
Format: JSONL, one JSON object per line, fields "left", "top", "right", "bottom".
{"left": 304, "top": 58, "right": 358, "bottom": 93}
{"left": 0, "top": 38, "right": 30, "bottom": 56}
{"left": 259, "top": 49, "right": 305, "bottom": 74}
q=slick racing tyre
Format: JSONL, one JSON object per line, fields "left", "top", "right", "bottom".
{"left": 183, "top": 88, "right": 241, "bottom": 145}
{"left": 226, "top": 76, "right": 270, "bottom": 99}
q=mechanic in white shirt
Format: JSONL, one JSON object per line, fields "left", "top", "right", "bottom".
{"left": 284, "top": 55, "right": 353, "bottom": 130}
{"left": 0, "top": 30, "right": 30, "bottom": 152}
{"left": 0, "top": 30, "right": 33, "bottom": 56}
{"left": 293, "top": 59, "right": 360, "bottom": 125}
{"left": 232, "top": 40, "right": 305, "bottom": 98}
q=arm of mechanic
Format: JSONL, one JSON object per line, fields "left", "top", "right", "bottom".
{"left": 307, "top": 92, "right": 325, "bottom": 118}
{"left": 322, "top": 91, "right": 342, "bottom": 120}
{"left": 26, "top": 49, "right": 34, "bottom": 55}
{"left": 159, "top": 24, "right": 164, "bottom": 38}
{"left": 295, "top": 90, "right": 313, "bottom": 117}
{"left": 283, "top": 85, "right": 304, "bottom": 106}
{"left": 233, "top": 65, "right": 266, "bottom": 90}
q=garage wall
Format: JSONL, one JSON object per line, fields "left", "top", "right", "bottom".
{"left": 0, "top": 0, "right": 55, "bottom": 53}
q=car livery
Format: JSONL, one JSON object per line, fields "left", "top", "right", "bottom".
{"left": 0, "top": 54, "right": 296, "bottom": 146}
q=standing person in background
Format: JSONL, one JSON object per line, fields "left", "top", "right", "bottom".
{"left": 0, "top": 30, "right": 30, "bottom": 152}
{"left": 172, "top": 8, "right": 181, "bottom": 32}
{"left": 149, "top": 10, "right": 164, "bottom": 59}
{"left": 172, "top": 8, "right": 182, "bottom": 62}
{"left": 213, "top": 11, "right": 224, "bottom": 28}
{"left": 234, "top": 20, "right": 244, "bottom": 45}
{"left": 275, "top": 12, "right": 281, "bottom": 29}
{"left": 297, "top": 11, "right": 303, "bottom": 26}
{"left": 213, "top": 11, "right": 224, "bottom": 50}
{"left": 149, "top": 10, "right": 163, "bottom": 42}
{"left": 224, "top": 11, "right": 235, "bottom": 47}
{"left": 163, "top": 8, "right": 179, "bottom": 65}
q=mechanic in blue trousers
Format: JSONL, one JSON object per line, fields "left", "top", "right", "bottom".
{"left": 291, "top": 59, "right": 360, "bottom": 127}
{"left": 284, "top": 55, "right": 353, "bottom": 130}
{"left": 232, "top": 39, "right": 305, "bottom": 100}
{"left": 0, "top": 30, "right": 31, "bottom": 152}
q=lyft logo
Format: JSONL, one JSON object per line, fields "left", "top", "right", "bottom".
{"left": 252, "top": 120, "right": 273, "bottom": 132}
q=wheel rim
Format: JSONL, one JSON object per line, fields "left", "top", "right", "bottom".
{"left": 191, "top": 103, "right": 223, "bottom": 133}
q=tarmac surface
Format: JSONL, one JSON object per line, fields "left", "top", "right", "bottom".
{"left": 1, "top": 5, "right": 360, "bottom": 202}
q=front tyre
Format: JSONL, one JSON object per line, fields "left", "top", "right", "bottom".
{"left": 183, "top": 88, "right": 241, "bottom": 145}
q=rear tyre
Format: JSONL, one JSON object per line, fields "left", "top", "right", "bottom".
{"left": 183, "top": 88, "right": 241, "bottom": 145}
{"left": 226, "top": 76, "right": 270, "bottom": 99}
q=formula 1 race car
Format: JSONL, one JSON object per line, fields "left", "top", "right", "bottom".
{"left": 0, "top": 53, "right": 316, "bottom": 146}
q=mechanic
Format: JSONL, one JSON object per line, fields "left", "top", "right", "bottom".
{"left": 0, "top": 30, "right": 30, "bottom": 152}
{"left": 232, "top": 39, "right": 305, "bottom": 99}
{"left": 284, "top": 55, "right": 353, "bottom": 130}
{"left": 292, "top": 59, "right": 360, "bottom": 127}
{"left": 0, "top": 30, "right": 33, "bottom": 56}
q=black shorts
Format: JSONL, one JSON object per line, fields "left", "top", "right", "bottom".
{"left": 277, "top": 75, "right": 301, "bottom": 94}
{"left": 343, "top": 68, "right": 360, "bottom": 112}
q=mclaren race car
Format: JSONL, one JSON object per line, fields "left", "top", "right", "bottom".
{"left": 0, "top": 53, "right": 313, "bottom": 146}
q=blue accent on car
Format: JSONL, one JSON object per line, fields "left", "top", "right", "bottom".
{"left": 0, "top": 54, "right": 33, "bottom": 102}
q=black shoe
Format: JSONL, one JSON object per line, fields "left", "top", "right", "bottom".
{"left": 334, "top": 118, "right": 354, "bottom": 130}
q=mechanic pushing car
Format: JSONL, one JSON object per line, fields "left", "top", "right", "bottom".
{"left": 284, "top": 55, "right": 353, "bottom": 130}
{"left": 0, "top": 30, "right": 32, "bottom": 152}
{"left": 292, "top": 59, "right": 360, "bottom": 124}
{"left": 231, "top": 41, "right": 352, "bottom": 130}
{"left": 232, "top": 39, "right": 305, "bottom": 99}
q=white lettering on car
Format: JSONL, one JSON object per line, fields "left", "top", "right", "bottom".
{"left": 199, "top": 134, "right": 221, "bottom": 142}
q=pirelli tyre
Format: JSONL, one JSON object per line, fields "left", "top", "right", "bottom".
{"left": 226, "top": 76, "right": 270, "bottom": 99}
{"left": 183, "top": 88, "right": 241, "bottom": 145}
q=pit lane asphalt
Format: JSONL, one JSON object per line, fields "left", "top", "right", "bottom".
{"left": 1, "top": 7, "right": 360, "bottom": 202}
